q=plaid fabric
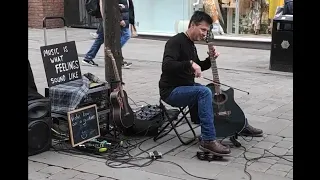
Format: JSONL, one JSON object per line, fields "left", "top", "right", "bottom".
{"left": 49, "top": 76, "right": 90, "bottom": 113}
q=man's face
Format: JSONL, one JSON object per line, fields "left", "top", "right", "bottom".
{"left": 190, "top": 21, "right": 210, "bottom": 41}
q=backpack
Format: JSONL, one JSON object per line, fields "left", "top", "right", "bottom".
{"left": 85, "top": 0, "right": 102, "bottom": 18}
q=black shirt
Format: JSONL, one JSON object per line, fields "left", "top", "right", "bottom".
{"left": 159, "top": 33, "right": 211, "bottom": 100}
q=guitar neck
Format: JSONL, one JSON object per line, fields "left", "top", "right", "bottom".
{"left": 208, "top": 43, "right": 221, "bottom": 91}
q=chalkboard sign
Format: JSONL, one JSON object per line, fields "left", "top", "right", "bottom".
{"left": 40, "top": 41, "right": 82, "bottom": 87}
{"left": 67, "top": 104, "right": 100, "bottom": 147}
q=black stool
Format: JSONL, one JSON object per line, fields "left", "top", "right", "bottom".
{"left": 153, "top": 99, "right": 197, "bottom": 145}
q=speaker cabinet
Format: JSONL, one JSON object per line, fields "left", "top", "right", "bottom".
{"left": 28, "top": 98, "right": 52, "bottom": 156}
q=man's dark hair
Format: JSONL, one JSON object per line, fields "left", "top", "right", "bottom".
{"left": 188, "top": 11, "right": 213, "bottom": 28}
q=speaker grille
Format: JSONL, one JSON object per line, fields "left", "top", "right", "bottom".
{"left": 28, "top": 120, "right": 51, "bottom": 150}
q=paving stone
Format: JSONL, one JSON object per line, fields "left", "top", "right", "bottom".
{"left": 283, "top": 137, "right": 293, "bottom": 142}
{"left": 264, "top": 135, "right": 283, "bottom": 143}
{"left": 248, "top": 147, "right": 265, "bottom": 155}
{"left": 275, "top": 141, "right": 293, "bottom": 149}
{"left": 247, "top": 162, "right": 272, "bottom": 172}
{"left": 265, "top": 169, "right": 288, "bottom": 177}
{"left": 230, "top": 148, "right": 245, "bottom": 158}
{"left": 257, "top": 157, "right": 278, "bottom": 165}
{"left": 269, "top": 147, "right": 288, "bottom": 156}
{"left": 277, "top": 125, "right": 293, "bottom": 138}
{"left": 48, "top": 169, "right": 81, "bottom": 180}
{"left": 286, "top": 169, "right": 293, "bottom": 179}
{"left": 254, "top": 141, "right": 276, "bottom": 150}
{"left": 233, "top": 157, "right": 249, "bottom": 165}
{"left": 227, "top": 162, "right": 245, "bottom": 169}
{"left": 28, "top": 151, "right": 89, "bottom": 169}
{"left": 74, "top": 172, "right": 100, "bottom": 180}
{"left": 215, "top": 166, "right": 292, "bottom": 180}
{"left": 209, "top": 156, "right": 235, "bottom": 166}
{"left": 175, "top": 150, "right": 196, "bottom": 159}
{"left": 28, "top": 161, "right": 49, "bottom": 173}
{"left": 38, "top": 166, "right": 64, "bottom": 175}
{"left": 270, "top": 163, "right": 293, "bottom": 173}
{"left": 95, "top": 177, "right": 117, "bottom": 180}
{"left": 28, "top": 171, "right": 50, "bottom": 180}
{"left": 277, "top": 157, "right": 293, "bottom": 166}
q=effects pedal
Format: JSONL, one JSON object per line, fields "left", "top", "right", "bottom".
{"left": 196, "top": 151, "right": 223, "bottom": 161}
{"left": 149, "top": 151, "right": 162, "bottom": 160}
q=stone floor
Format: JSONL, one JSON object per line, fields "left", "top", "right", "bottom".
{"left": 28, "top": 28, "right": 293, "bottom": 180}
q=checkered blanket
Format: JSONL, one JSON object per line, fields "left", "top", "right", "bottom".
{"left": 49, "top": 76, "right": 90, "bottom": 113}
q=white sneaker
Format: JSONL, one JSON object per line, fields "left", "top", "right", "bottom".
{"left": 90, "top": 32, "right": 98, "bottom": 39}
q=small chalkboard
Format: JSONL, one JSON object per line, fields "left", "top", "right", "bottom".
{"left": 67, "top": 104, "right": 100, "bottom": 147}
{"left": 40, "top": 41, "right": 82, "bottom": 87}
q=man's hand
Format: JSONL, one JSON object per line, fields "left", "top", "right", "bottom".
{"left": 119, "top": 4, "right": 125, "bottom": 9}
{"left": 120, "top": 20, "right": 126, "bottom": 27}
{"left": 207, "top": 46, "right": 220, "bottom": 59}
{"left": 191, "top": 61, "right": 202, "bottom": 78}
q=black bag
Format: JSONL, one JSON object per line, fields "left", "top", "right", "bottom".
{"left": 85, "top": 0, "right": 102, "bottom": 18}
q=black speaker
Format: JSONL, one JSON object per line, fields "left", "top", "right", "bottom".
{"left": 28, "top": 95, "right": 52, "bottom": 156}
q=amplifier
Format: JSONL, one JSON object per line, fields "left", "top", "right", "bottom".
{"left": 28, "top": 97, "right": 52, "bottom": 156}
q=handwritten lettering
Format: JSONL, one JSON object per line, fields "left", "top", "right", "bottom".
{"left": 63, "top": 46, "right": 68, "bottom": 53}
{"left": 50, "top": 75, "right": 66, "bottom": 85}
{"left": 43, "top": 48, "right": 60, "bottom": 57}
{"left": 49, "top": 55, "right": 64, "bottom": 63}
{"left": 54, "top": 60, "right": 80, "bottom": 74}
{"left": 68, "top": 72, "right": 79, "bottom": 81}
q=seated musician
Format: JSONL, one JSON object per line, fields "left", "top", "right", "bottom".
{"left": 159, "top": 11, "right": 263, "bottom": 156}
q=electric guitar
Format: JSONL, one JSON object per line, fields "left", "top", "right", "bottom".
{"left": 205, "top": 30, "right": 247, "bottom": 138}
{"left": 105, "top": 47, "right": 134, "bottom": 130}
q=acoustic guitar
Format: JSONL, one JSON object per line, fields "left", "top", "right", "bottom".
{"left": 105, "top": 47, "right": 134, "bottom": 130}
{"left": 205, "top": 30, "right": 247, "bottom": 138}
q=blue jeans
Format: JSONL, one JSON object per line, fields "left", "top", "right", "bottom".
{"left": 85, "top": 22, "right": 104, "bottom": 60}
{"left": 165, "top": 83, "right": 216, "bottom": 141}
{"left": 85, "top": 25, "right": 131, "bottom": 60}
{"left": 120, "top": 27, "right": 131, "bottom": 48}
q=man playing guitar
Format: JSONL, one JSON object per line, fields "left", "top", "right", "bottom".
{"left": 159, "top": 11, "right": 263, "bottom": 156}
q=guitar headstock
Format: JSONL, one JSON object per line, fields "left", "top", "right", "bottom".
{"left": 205, "top": 24, "right": 215, "bottom": 44}
{"left": 105, "top": 46, "right": 114, "bottom": 59}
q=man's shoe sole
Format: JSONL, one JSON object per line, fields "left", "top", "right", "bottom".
{"left": 82, "top": 60, "right": 98, "bottom": 66}
{"left": 199, "top": 145, "right": 231, "bottom": 157}
{"left": 239, "top": 132, "right": 263, "bottom": 137}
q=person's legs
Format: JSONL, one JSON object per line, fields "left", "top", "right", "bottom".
{"left": 83, "top": 22, "right": 104, "bottom": 66}
{"left": 165, "top": 84, "right": 230, "bottom": 155}
{"left": 120, "top": 27, "right": 132, "bottom": 68}
{"left": 120, "top": 27, "right": 131, "bottom": 48}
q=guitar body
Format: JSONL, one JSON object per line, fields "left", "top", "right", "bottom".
{"left": 206, "top": 83, "right": 247, "bottom": 138}
{"left": 110, "top": 89, "right": 134, "bottom": 129}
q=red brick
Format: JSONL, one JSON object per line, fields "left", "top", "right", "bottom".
{"left": 28, "top": 0, "right": 64, "bottom": 28}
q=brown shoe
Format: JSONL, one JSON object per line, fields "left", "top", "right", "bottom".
{"left": 240, "top": 124, "right": 263, "bottom": 137}
{"left": 199, "top": 140, "right": 231, "bottom": 156}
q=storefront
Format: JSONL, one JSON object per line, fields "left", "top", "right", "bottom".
{"left": 134, "top": 0, "right": 284, "bottom": 38}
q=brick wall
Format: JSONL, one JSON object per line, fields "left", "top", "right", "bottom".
{"left": 28, "top": 0, "right": 64, "bottom": 28}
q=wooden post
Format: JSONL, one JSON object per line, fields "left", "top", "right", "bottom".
{"left": 102, "top": 0, "right": 123, "bottom": 91}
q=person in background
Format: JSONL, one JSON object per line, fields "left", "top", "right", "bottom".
{"left": 84, "top": 0, "right": 132, "bottom": 68}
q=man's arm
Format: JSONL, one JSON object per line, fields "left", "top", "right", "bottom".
{"left": 196, "top": 57, "right": 211, "bottom": 71}
{"left": 162, "top": 39, "right": 192, "bottom": 73}
{"left": 193, "top": 47, "right": 211, "bottom": 71}
{"left": 99, "top": 0, "right": 103, "bottom": 18}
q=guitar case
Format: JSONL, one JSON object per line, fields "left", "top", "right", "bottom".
{"left": 125, "top": 105, "right": 165, "bottom": 136}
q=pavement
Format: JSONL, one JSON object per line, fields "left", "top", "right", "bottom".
{"left": 28, "top": 28, "right": 293, "bottom": 180}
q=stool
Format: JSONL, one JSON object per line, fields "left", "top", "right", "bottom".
{"left": 153, "top": 99, "right": 197, "bottom": 145}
